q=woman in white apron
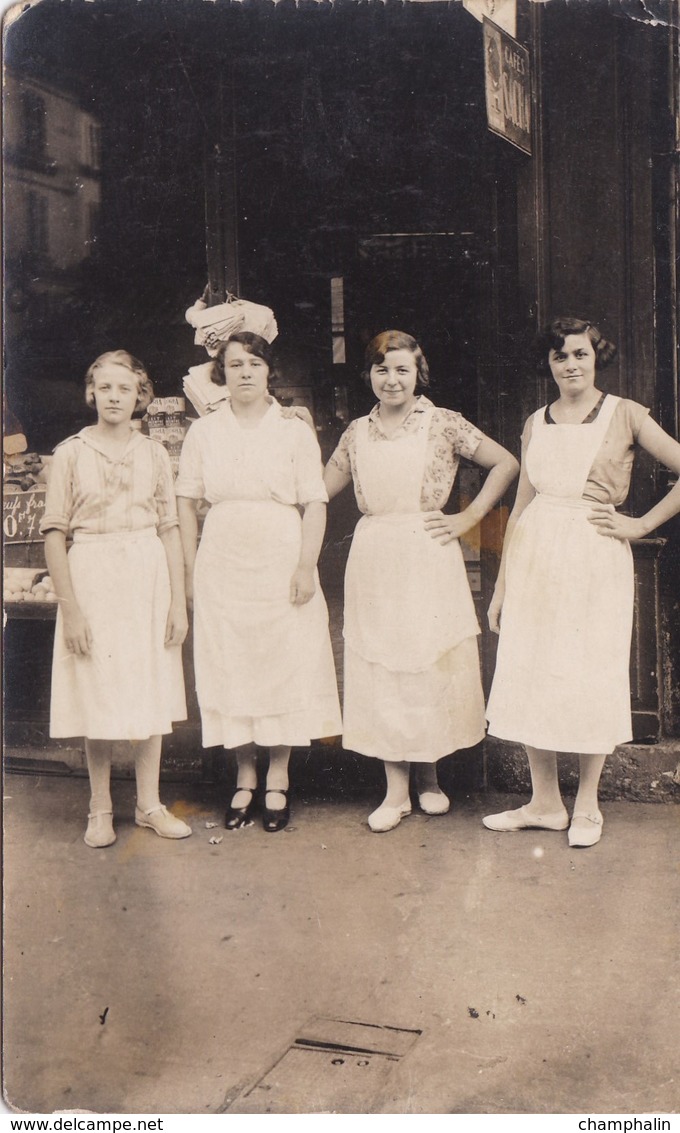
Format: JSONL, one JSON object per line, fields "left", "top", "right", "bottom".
{"left": 41, "top": 350, "right": 191, "bottom": 848}
{"left": 325, "top": 330, "right": 519, "bottom": 832}
{"left": 176, "top": 333, "right": 342, "bottom": 833}
{"left": 485, "top": 317, "right": 680, "bottom": 846}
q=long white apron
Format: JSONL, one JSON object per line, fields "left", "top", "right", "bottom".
{"left": 342, "top": 410, "right": 485, "bottom": 762}
{"left": 50, "top": 528, "right": 187, "bottom": 740}
{"left": 486, "top": 394, "right": 635, "bottom": 755}
{"left": 193, "top": 500, "right": 342, "bottom": 749}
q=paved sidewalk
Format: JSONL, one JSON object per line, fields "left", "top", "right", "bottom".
{"left": 3, "top": 771, "right": 679, "bottom": 1115}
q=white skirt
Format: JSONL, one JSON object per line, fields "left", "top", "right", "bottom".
{"left": 193, "top": 500, "right": 342, "bottom": 749}
{"left": 50, "top": 529, "right": 187, "bottom": 740}
{"left": 486, "top": 495, "right": 634, "bottom": 754}
{"left": 343, "top": 636, "right": 486, "bottom": 763}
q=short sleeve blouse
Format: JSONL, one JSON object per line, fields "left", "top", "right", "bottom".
{"left": 328, "top": 395, "right": 484, "bottom": 513}
{"left": 175, "top": 400, "right": 328, "bottom": 507}
{"left": 39, "top": 429, "right": 179, "bottom": 537}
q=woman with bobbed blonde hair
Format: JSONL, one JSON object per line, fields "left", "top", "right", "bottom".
{"left": 41, "top": 349, "right": 190, "bottom": 847}
{"left": 84, "top": 349, "right": 155, "bottom": 413}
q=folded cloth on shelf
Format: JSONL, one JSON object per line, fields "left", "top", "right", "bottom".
{"left": 182, "top": 363, "right": 230, "bottom": 417}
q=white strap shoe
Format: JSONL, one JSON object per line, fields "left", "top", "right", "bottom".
{"left": 568, "top": 812, "right": 603, "bottom": 847}
{"left": 84, "top": 812, "right": 116, "bottom": 848}
{"left": 135, "top": 804, "right": 192, "bottom": 839}
{"left": 482, "top": 805, "right": 569, "bottom": 832}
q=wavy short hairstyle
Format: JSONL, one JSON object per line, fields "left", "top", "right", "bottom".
{"left": 85, "top": 350, "right": 154, "bottom": 412}
{"left": 361, "top": 330, "right": 430, "bottom": 389}
{"left": 211, "top": 331, "right": 278, "bottom": 386}
{"left": 534, "top": 317, "right": 618, "bottom": 373}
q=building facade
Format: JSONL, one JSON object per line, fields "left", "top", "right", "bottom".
{"left": 3, "top": 0, "right": 679, "bottom": 774}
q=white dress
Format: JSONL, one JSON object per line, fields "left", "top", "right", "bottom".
{"left": 342, "top": 405, "right": 486, "bottom": 763}
{"left": 176, "top": 401, "right": 342, "bottom": 749}
{"left": 486, "top": 394, "right": 635, "bottom": 755}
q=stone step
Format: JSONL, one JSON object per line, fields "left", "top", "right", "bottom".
{"left": 484, "top": 737, "right": 680, "bottom": 804}
{"left": 5, "top": 735, "right": 680, "bottom": 803}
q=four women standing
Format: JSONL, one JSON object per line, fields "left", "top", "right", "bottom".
{"left": 44, "top": 320, "right": 680, "bottom": 847}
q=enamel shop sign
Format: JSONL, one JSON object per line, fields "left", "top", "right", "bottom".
{"left": 3, "top": 488, "right": 46, "bottom": 543}
{"left": 483, "top": 18, "right": 532, "bottom": 156}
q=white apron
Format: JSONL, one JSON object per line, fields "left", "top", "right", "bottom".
{"left": 193, "top": 502, "right": 341, "bottom": 750}
{"left": 487, "top": 394, "right": 635, "bottom": 755}
{"left": 342, "top": 409, "right": 485, "bottom": 762}
{"left": 344, "top": 411, "right": 479, "bottom": 671}
{"left": 50, "top": 528, "right": 187, "bottom": 740}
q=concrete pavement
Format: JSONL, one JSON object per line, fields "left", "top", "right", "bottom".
{"left": 3, "top": 769, "right": 679, "bottom": 1115}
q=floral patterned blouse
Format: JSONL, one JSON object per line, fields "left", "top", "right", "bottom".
{"left": 328, "top": 396, "right": 484, "bottom": 513}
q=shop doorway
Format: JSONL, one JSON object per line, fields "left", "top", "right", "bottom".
{"left": 346, "top": 232, "right": 487, "bottom": 417}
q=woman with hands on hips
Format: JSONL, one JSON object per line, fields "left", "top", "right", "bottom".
{"left": 484, "top": 316, "right": 680, "bottom": 847}
{"left": 324, "top": 330, "right": 519, "bottom": 832}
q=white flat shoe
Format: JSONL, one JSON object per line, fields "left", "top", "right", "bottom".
{"left": 84, "top": 812, "right": 116, "bottom": 849}
{"left": 482, "top": 805, "right": 569, "bottom": 832}
{"left": 135, "top": 804, "right": 192, "bottom": 839}
{"left": 368, "top": 800, "right": 412, "bottom": 833}
{"left": 418, "top": 789, "right": 450, "bottom": 816}
{"left": 568, "top": 811, "right": 603, "bottom": 847}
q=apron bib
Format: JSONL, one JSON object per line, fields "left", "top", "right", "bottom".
{"left": 487, "top": 393, "right": 634, "bottom": 753}
{"left": 344, "top": 409, "right": 479, "bottom": 672}
{"left": 526, "top": 393, "right": 620, "bottom": 498}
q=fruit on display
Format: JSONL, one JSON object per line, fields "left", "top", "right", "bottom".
{"left": 3, "top": 453, "right": 47, "bottom": 492}
{"left": 4, "top": 568, "right": 58, "bottom": 604}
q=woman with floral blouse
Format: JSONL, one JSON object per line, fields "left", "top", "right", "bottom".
{"left": 324, "top": 331, "right": 519, "bottom": 832}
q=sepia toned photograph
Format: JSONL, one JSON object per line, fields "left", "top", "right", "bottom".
{"left": 2, "top": 0, "right": 679, "bottom": 1118}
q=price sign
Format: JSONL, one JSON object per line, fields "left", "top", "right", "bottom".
{"left": 3, "top": 489, "right": 46, "bottom": 543}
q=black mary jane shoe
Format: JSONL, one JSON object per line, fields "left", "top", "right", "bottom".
{"left": 262, "top": 788, "right": 290, "bottom": 833}
{"left": 225, "top": 788, "right": 256, "bottom": 830}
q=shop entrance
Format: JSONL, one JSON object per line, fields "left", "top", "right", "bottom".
{"left": 346, "top": 232, "right": 486, "bottom": 421}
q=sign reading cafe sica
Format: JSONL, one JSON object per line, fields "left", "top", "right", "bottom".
{"left": 483, "top": 17, "right": 531, "bottom": 156}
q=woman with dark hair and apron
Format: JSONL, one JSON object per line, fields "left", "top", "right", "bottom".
{"left": 177, "top": 331, "right": 341, "bottom": 833}
{"left": 324, "top": 330, "right": 519, "bottom": 832}
{"left": 484, "top": 317, "right": 680, "bottom": 847}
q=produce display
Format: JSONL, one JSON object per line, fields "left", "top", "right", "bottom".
{"left": 3, "top": 453, "right": 47, "bottom": 492}
{"left": 4, "top": 568, "right": 58, "bottom": 604}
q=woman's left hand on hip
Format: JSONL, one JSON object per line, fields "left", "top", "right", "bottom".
{"left": 423, "top": 511, "right": 471, "bottom": 544}
{"left": 587, "top": 504, "right": 644, "bottom": 541}
{"left": 290, "top": 565, "right": 316, "bottom": 605}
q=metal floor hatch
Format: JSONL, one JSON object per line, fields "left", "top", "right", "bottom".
{"left": 223, "top": 1015, "right": 422, "bottom": 1114}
